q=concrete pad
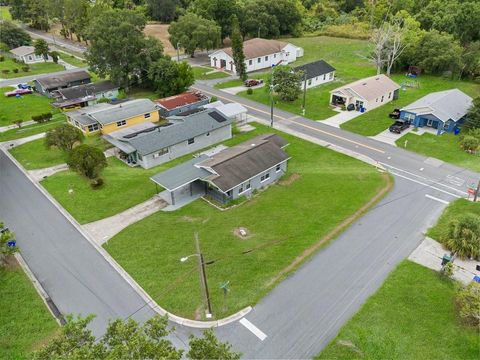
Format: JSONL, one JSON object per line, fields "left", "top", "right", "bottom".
{"left": 83, "top": 196, "right": 168, "bottom": 245}
{"left": 29, "top": 163, "right": 69, "bottom": 181}
{"left": 370, "top": 127, "right": 414, "bottom": 146}
{"left": 408, "top": 237, "right": 479, "bottom": 284}
{"left": 321, "top": 110, "right": 363, "bottom": 127}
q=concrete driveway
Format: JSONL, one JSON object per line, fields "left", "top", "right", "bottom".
{"left": 321, "top": 110, "right": 363, "bottom": 127}
{"left": 370, "top": 127, "right": 414, "bottom": 146}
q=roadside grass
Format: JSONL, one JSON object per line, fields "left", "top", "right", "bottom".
{"left": 0, "top": 56, "right": 64, "bottom": 79}
{"left": 395, "top": 132, "right": 480, "bottom": 172}
{"left": 214, "top": 73, "right": 267, "bottom": 89}
{"left": 0, "top": 115, "right": 65, "bottom": 142}
{"left": 193, "top": 66, "right": 230, "bottom": 80}
{"left": 0, "top": 86, "right": 57, "bottom": 127}
{"left": 0, "top": 258, "right": 58, "bottom": 360}
{"left": 316, "top": 260, "right": 479, "bottom": 360}
{"left": 103, "top": 123, "right": 387, "bottom": 319}
{"left": 427, "top": 199, "right": 480, "bottom": 243}
{"left": 0, "top": 6, "right": 11, "bottom": 21}
{"left": 341, "top": 74, "right": 480, "bottom": 136}
{"left": 61, "top": 54, "right": 88, "bottom": 68}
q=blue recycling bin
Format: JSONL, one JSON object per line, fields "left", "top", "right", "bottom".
{"left": 454, "top": 127, "right": 460, "bottom": 136}
{"left": 360, "top": 106, "right": 365, "bottom": 113}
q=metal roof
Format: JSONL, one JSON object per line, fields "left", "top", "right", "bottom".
{"left": 35, "top": 70, "right": 91, "bottom": 90}
{"left": 54, "top": 81, "right": 118, "bottom": 101}
{"left": 155, "top": 91, "right": 208, "bottom": 111}
{"left": 67, "top": 103, "right": 111, "bottom": 126}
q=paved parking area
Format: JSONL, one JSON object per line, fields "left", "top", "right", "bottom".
{"left": 321, "top": 110, "right": 363, "bottom": 127}
{"left": 370, "top": 127, "right": 414, "bottom": 146}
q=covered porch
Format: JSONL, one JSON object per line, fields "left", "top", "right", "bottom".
{"left": 103, "top": 134, "right": 138, "bottom": 166}
{"left": 413, "top": 114, "right": 455, "bottom": 135}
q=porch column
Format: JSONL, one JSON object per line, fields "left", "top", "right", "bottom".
{"left": 171, "top": 191, "right": 175, "bottom": 205}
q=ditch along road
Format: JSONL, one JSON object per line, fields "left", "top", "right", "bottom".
{"left": 0, "top": 83, "right": 478, "bottom": 358}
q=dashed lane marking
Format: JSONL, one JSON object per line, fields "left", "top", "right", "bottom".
{"left": 425, "top": 194, "right": 450, "bottom": 205}
{"left": 239, "top": 318, "right": 267, "bottom": 341}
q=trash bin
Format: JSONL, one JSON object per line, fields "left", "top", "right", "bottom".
{"left": 441, "top": 254, "right": 452, "bottom": 266}
{"left": 360, "top": 106, "right": 365, "bottom": 113}
{"left": 454, "top": 127, "right": 460, "bottom": 136}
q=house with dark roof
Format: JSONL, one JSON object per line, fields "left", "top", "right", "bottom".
{"left": 400, "top": 89, "right": 473, "bottom": 135}
{"left": 103, "top": 108, "right": 233, "bottom": 169}
{"left": 10, "top": 46, "right": 53, "bottom": 64}
{"left": 66, "top": 99, "right": 160, "bottom": 135}
{"left": 150, "top": 134, "right": 290, "bottom": 206}
{"left": 51, "top": 80, "right": 119, "bottom": 111}
{"left": 209, "top": 38, "right": 303, "bottom": 73}
{"left": 294, "top": 60, "right": 335, "bottom": 89}
{"left": 155, "top": 91, "right": 210, "bottom": 117}
{"left": 33, "top": 70, "right": 91, "bottom": 97}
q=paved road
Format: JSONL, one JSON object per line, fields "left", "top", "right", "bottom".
{"left": 0, "top": 67, "right": 88, "bottom": 88}
{"left": 21, "top": 25, "right": 87, "bottom": 54}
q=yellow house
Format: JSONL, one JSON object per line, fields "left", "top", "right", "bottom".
{"left": 66, "top": 99, "right": 160, "bottom": 136}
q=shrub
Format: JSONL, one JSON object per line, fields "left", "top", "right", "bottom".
{"left": 22, "top": 65, "right": 29, "bottom": 72}
{"left": 13, "top": 119, "right": 23, "bottom": 128}
{"left": 96, "top": 97, "right": 110, "bottom": 104}
{"left": 443, "top": 213, "right": 480, "bottom": 259}
{"left": 320, "top": 23, "right": 371, "bottom": 40}
{"left": 455, "top": 282, "right": 480, "bottom": 327}
{"left": 246, "top": 88, "right": 253, "bottom": 95}
{"left": 1, "top": 69, "right": 10, "bottom": 74}
{"left": 90, "top": 177, "right": 104, "bottom": 189}
{"left": 0, "top": 56, "right": 4, "bottom": 62}
{"left": 459, "top": 135, "right": 479, "bottom": 153}
{"left": 210, "top": 96, "right": 218, "bottom": 103}
{"left": 12, "top": 68, "right": 18, "bottom": 73}
{"left": 32, "top": 113, "right": 52, "bottom": 123}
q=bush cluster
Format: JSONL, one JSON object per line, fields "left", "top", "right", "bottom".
{"left": 32, "top": 113, "right": 53, "bottom": 123}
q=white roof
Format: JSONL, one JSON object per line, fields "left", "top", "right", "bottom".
{"left": 331, "top": 74, "right": 400, "bottom": 102}
{"left": 10, "top": 46, "right": 35, "bottom": 57}
{"left": 401, "top": 89, "right": 473, "bottom": 122}
{"left": 203, "top": 101, "right": 225, "bottom": 108}
{"left": 204, "top": 101, "right": 247, "bottom": 118}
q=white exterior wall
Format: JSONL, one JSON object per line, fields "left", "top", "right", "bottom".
{"left": 301, "top": 71, "right": 335, "bottom": 89}
{"left": 19, "top": 53, "right": 53, "bottom": 64}
{"left": 210, "top": 51, "right": 235, "bottom": 71}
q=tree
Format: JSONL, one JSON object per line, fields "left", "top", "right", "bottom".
{"left": 148, "top": 58, "right": 194, "bottom": 96}
{"left": 269, "top": 65, "right": 303, "bottom": 102}
{"left": 33, "top": 39, "right": 50, "bottom": 61}
{"left": 45, "top": 124, "right": 84, "bottom": 152}
{"left": 460, "top": 42, "right": 480, "bottom": 80}
{"left": 230, "top": 15, "right": 246, "bottom": 81}
{"left": 191, "top": 0, "right": 238, "bottom": 41}
{"left": 443, "top": 213, "right": 480, "bottom": 259}
{"left": 49, "top": 50, "right": 59, "bottom": 64}
{"left": 187, "top": 329, "right": 241, "bottom": 360}
{"left": 168, "top": 13, "right": 221, "bottom": 57}
{"left": 459, "top": 135, "right": 479, "bottom": 154}
{"left": 0, "top": 222, "right": 18, "bottom": 267}
{"left": 464, "top": 97, "right": 480, "bottom": 131}
{"left": 86, "top": 8, "right": 149, "bottom": 90}
{"left": 384, "top": 19, "right": 407, "bottom": 76}
{"left": 146, "top": 0, "right": 178, "bottom": 22}
{"left": 0, "top": 21, "right": 31, "bottom": 49}
{"left": 455, "top": 282, "right": 480, "bottom": 327}
{"left": 67, "top": 145, "right": 107, "bottom": 180}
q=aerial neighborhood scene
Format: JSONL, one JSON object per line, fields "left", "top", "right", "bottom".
{"left": 1, "top": 0, "right": 480, "bottom": 359}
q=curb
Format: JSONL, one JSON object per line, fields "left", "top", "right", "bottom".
{"left": 2, "top": 148, "right": 252, "bottom": 328}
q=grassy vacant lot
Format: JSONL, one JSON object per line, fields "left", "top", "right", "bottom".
{"left": 0, "top": 258, "right": 58, "bottom": 359}
{"left": 341, "top": 74, "right": 480, "bottom": 136}
{"left": 0, "top": 6, "right": 11, "bottom": 20}
{"left": 427, "top": 199, "right": 480, "bottom": 242}
{"left": 394, "top": 132, "right": 480, "bottom": 172}
{"left": 193, "top": 66, "right": 230, "bottom": 80}
{"left": 0, "top": 56, "right": 64, "bottom": 79}
{"left": 0, "top": 86, "right": 57, "bottom": 127}
{"left": 0, "top": 115, "right": 66, "bottom": 142}
{"left": 317, "top": 260, "right": 479, "bottom": 360}
{"left": 104, "top": 124, "right": 388, "bottom": 319}
{"left": 234, "top": 36, "right": 376, "bottom": 120}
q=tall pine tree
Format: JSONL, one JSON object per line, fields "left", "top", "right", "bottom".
{"left": 231, "top": 15, "right": 247, "bottom": 81}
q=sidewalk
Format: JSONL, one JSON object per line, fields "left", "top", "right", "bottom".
{"left": 29, "top": 163, "right": 69, "bottom": 181}
{"left": 0, "top": 120, "right": 36, "bottom": 133}
{"left": 0, "top": 132, "right": 46, "bottom": 149}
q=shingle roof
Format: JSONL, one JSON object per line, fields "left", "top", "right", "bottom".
{"left": 10, "top": 46, "right": 35, "bottom": 57}
{"left": 67, "top": 103, "right": 111, "bottom": 126}
{"left": 294, "top": 60, "right": 335, "bottom": 79}
{"left": 116, "top": 109, "right": 233, "bottom": 156}
{"left": 218, "top": 38, "right": 290, "bottom": 60}
{"left": 35, "top": 70, "right": 91, "bottom": 90}
{"left": 90, "top": 99, "right": 158, "bottom": 125}
{"left": 54, "top": 81, "right": 118, "bottom": 101}
{"left": 155, "top": 92, "right": 208, "bottom": 111}
{"left": 401, "top": 89, "right": 473, "bottom": 122}
{"left": 331, "top": 74, "right": 400, "bottom": 101}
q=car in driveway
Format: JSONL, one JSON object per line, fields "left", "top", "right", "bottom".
{"left": 244, "top": 79, "right": 263, "bottom": 87}
{"left": 389, "top": 120, "right": 410, "bottom": 134}
{"left": 389, "top": 108, "right": 401, "bottom": 119}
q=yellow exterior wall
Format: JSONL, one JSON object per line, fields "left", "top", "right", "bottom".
{"left": 100, "top": 111, "right": 160, "bottom": 135}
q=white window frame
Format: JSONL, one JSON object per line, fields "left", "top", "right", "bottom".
{"left": 276, "top": 164, "right": 281, "bottom": 172}
{"left": 116, "top": 120, "right": 126, "bottom": 127}
{"left": 144, "top": 113, "right": 151, "bottom": 119}
{"left": 249, "top": 59, "right": 253, "bottom": 65}
{"left": 187, "top": 138, "right": 195, "bottom": 145}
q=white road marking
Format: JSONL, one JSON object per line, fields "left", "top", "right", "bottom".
{"left": 425, "top": 194, "right": 450, "bottom": 205}
{"left": 419, "top": 167, "right": 424, "bottom": 171}
{"left": 239, "top": 318, "right": 267, "bottom": 341}
{"left": 446, "top": 175, "right": 465, "bottom": 187}
{"left": 390, "top": 171, "right": 461, "bottom": 198}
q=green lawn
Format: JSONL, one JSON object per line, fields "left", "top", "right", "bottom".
{"left": 193, "top": 66, "right": 230, "bottom": 80}
{"left": 427, "top": 199, "right": 480, "bottom": 243}
{"left": 127, "top": 87, "right": 158, "bottom": 100}
{"left": 103, "top": 124, "right": 388, "bottom": 319}
{"left": 317, "top": 260, "right": 479, "bottom": 360}
{"left": 0, "top": 56, "right": 65, "bottom": 79}
{"left": 0, "top": 86, "right": 57, "bottom": 127}
{"left": 341, "top": 74, "right": 480, "bottom": 136}
{"left": 0, "top": 115, "right": 66, "bottom": 142}
{"left": 0, "top": 259, "right": 58, "bottom": 359}
{"left": 0, "top": 6, "right": 12, "bottom": 21}
{"left": 61, "top": 54, "right": 88, "bottom": 68}
{"left": 395, "top": 132, "right": 480, "bottom": 172}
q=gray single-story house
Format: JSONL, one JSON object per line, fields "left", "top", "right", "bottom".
{"left": 294, "top": 60, "right": 335, "bottom": 89}
{"left": 10, "top": 45, "right": 53, "bottom": 64}
{"left": 103, "top": 108, "right": 233, "bottom": 169}
{"left": 155, "top": 91, "right": 210, "bottom": 118}
{"left": 33, "top": 70, "right": 91, "bottom": 97}
{"left": 51, "top": 80, "right": 119, "bottom": 111}
{"left": 400, "top": 89, "right": 473, "bottom": 135}
{"left": 151, "top": 134, "right": 290, "bottom": 206}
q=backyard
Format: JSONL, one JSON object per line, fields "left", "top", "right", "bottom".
{"left": 317, "top": 260, "right": 479, "bottom": 360}
{"left": 0, "top": 258, "right": 58, "bottom": 360}
{"left": 103, "top": 124, "right": 389, "bottom": 319}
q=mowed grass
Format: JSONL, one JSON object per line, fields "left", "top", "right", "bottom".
{"left": 193, "top": 66, "right": 230, "bottom": 80}
{"left": 427, "top": 199, "right": 480, "bottom": 242}
{"left": 0, "top": 6, "right": 12, "bottom": 20}
{"left": 0, "top": 115, "right": 66, "bottom": 142}
{"left": 0, "top": 259, "right": 58, "bottom": 359}
{"left": 61, "top": 54, "right": 88, "bottom": 68}
{"left": 341, "top": 74, "right": 480, "bottom": 136}
{"left": 0, "top": 86, "right": 56, "bottom": 127}
{"left": 104, "top": 124, "right": 387, "bottom": 319}
{"left": 395, "top": 132, "right": 480, "bottom": 172}
{"left": 235, "top": 36, "right": 376, "bottom": 120}
{"left": 317, "top": 260, "right": 479, "bottom": 360}
{"left": 0, "top": 56, "right": 64, "bottom": 79}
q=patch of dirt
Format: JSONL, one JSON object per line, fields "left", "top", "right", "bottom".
{"left": 266, "top": 172, "right": 393, "bottom": 288}
{"left": 181, "top": 216, "right": 200, "bottom": 223}
{"left": 194, "top": 305, "right": 203, "bottom": 321}
{"left": 2, "top": 255, "right": 19, "bottom": 270}
{"left": 337, "top": 339, "right": 363, "bottom": 356}
{"left": 233, "top": 227, "right": 251, "bottom": 240}
{"left": 279, "top": 173, "right": 301, "bottom": 186}
{"left": 144, "top": 23, "right": 177, "bottom": 56}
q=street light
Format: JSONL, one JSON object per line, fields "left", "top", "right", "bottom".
{"left": 180, "top": 233, "right": 213, "bottom": 318}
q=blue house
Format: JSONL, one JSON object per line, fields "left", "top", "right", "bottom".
{"left": 400, "top": 89, "right": 473, "bottom": 135}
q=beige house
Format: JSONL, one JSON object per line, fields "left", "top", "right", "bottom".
{"left": 10, "top": 46, "right": 53, "bottom": 64}
{"left": 330, "top": 74, "right": 400, "bottom": 112}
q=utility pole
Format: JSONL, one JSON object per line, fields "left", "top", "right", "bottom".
{"left": 301, "top": 71, "right": 307, "bottom": 116}
{"left": 474, "top": 180, "right": 480, "bottom": 202}
{"left": 270, "top": 64, "right": 275, "bottom": 127}
{"left": 194, "top": 233, "right": 212, "bottom": 318}
{"left": 176, "top": 42, "right": 181, "bottom": 62}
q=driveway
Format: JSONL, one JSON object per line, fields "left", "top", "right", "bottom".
{"left": 221, "top": 83, "right": 265, "bottom": 95}
{"left": 321, "top": 110, "right": 363, "bottom": 127}
{"left": 370, "top": 126, "right": 414, "bottom": 146}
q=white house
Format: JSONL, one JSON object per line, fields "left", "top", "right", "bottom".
{"left": 209, "top": 38, "right": 304, "bottom": 74}
{"left": 10, "top": 46, "right": 53, "bottom": 64}
{"left": 329, "top": 74, "right": 400, "bottom": 112}
{"left": 294, "top": 60, "right": 336, "bottom": 89}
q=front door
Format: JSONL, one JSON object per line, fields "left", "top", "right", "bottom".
{"left": 426, "top": 119, "right": 433, "bottom": 127}
{"left": 220, "top": 59, "right": 226, "bottom": 68}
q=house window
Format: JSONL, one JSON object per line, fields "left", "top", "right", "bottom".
{"left": 257, "top": 58, "right": 261, "bottom": 63}
{"left": 249, "top": 59, "right": 253, "bottom": 65}
{"left": 138, "top": 153, "right": 143, "bottom": 160}
{"left": 323, "top": 74, "right": 326, "bottom": 80}
{"left": 28, "top": 55, "right": 33, "bottom": 61}
{"left": 261, "top": 172, "right": 270, "bottom": 182}
{"left": 226, "top": 190, "right": 232, "bottom": 197}
{"left": 87, "top": 123, "right": 99, "bottom": 132}
{"left": 153, "top": 148, "right": 168, "bottom": 158}
{"left": 276, "top": 164, "right": 281, "bottom": 172}
{"left": 307, "top": 79, "right": 312, "bottom": 86}
{"left": 388, "top": 92, "right": 392, "bottom": 98}
{"left": 144, "top": 113, "right": 151, "bottom": 119}
{"left": 265, "top": 56, "right": 268, "bottom": 61}
{"left": 116, "top": 120, "right": 126, "bottom": 127}
{"left": 381, "top": 96, "right": 384, "bottom": 102}
{"left": 238, "top": 185, "right": 244, "bottom": 194}
{"left": 239, "top": 181, "right": 251, "bottom": 194}
{"left": 246, "top": 182, "right": 251, "bottom": 190}
{"left": 329, "top": 72, "right": 333, "bottom": 79}
{"left": 187, "top": 138, "right": 195, "bottom": 145}
{"left": 206, "top": 132, "right": 210, "bottom": 136}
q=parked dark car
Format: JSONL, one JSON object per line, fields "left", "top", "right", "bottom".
{"left": 347, "top": 103, "right": 355, "bottom": 111}
{"left": 244, "top": 79, "right": 264, "bottom": 87}
{"left": 389, "top": 120, "right": 410, "bottom": 134}
{"left": 389, "top": 108, "right": 401, "bottom": 119}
